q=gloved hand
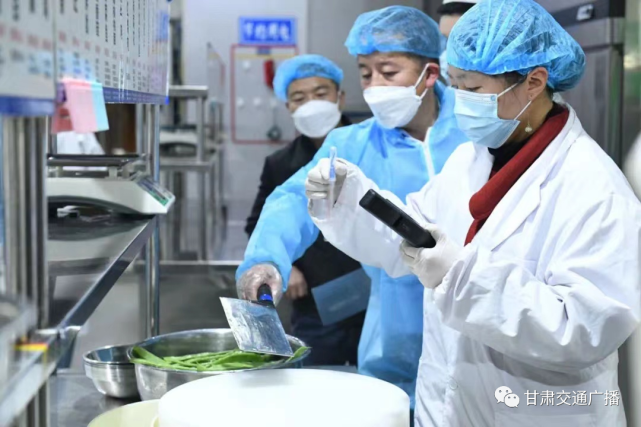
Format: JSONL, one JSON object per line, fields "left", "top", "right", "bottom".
{"left": 236, "top": 263, "right": 284, "bottom": 305}
{"left": 399, "top": 223, "right": 462, "bottom": 289}
{"left": 305, "top": 158, "right": 353, "bottom": 204}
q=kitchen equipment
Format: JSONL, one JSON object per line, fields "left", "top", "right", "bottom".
{"left": 159, "top": 130, "right": 200, "bottom": 157}
{"left": 267, "top": 104, "right": 283, "bottom": 141}
{"left": 88, "top": 400, "right": 159, "bottom": 427}
{"left": 264, "top": 59, "right": 283, "bottom": 141}
{"left": 129, "top": 329, "right": 310, "bottom": 401}
{"left": 47, "top": 154, "right": 175, "bottom": 215}
{"left": 83, "top": 344, "right": 139, "bottom": 399}
{"left": 534, "top": 0, "right": 634, "bottom": 166}
{"left": 0, "top": 296, "right": 36, "bottom": 385}
{"left": 157, "top": 369, "right": 410, "bottom": 427}
{"left": 220, "top": 287, "right": 293, "bottom": 357}
{"left": 48, "top": 215, "right": 144, "bottom": 268}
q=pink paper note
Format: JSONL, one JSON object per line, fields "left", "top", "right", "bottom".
{"left": 52, "top": 78, "right": 109, "bottom": 134}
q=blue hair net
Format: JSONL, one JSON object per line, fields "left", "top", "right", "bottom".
{"left": 345, "top": 6, "right": 442, "bottom": 59}
{"left": 447, "top": 0, "right": 585, "bottom": 91}
{"left": 273, "top": 54, "right": 344, "bottom": 102}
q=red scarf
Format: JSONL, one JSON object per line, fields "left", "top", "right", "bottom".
{"left": 464, "top": 108, "right": 570, "bottom": 245}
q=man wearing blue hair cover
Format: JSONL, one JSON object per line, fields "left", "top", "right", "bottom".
{"left": 246, "top": 54, "right": 364, "bottom": 367}
{"left": 237, "top": 6, "right": 468, "bottom": 414}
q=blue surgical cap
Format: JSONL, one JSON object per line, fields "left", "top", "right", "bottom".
{"left": 345, "top": 6, "right": 442, "bottom": 59}
{"left": 273, "top": 55, "right": 344, "bottom": 102}
{"left": 447, "top": 0, "right": 586, "bottom": 92}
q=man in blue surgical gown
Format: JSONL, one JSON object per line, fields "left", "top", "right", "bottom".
{"left": 236, "top": 6, "right": 467, "bottom": 409}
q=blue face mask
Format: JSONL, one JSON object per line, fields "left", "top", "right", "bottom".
{"left": 454, "top": 82, "right": 532, "bottom": 149}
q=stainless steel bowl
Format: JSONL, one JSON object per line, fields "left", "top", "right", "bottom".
{"left": 84, "top": 344, "right": 139, "bottom": 399}
{"left": 129, "top": 329, "right": 310, "bottom": 401}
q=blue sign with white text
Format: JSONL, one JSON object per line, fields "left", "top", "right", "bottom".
{"left": 239, "top": 17, "right": 297, "bottom": 46}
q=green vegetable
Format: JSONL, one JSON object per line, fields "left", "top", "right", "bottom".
{"left": 287, "top": 346, "right": 309, "bottom": 363}
{"left": 130, "top": 346, "right": 310, "bottom": 372}
{"left": 131, "top": 347, "right": 175, "bottom": 369}
{"left": 165, "top": 352, "right": 225, "bottom": 362}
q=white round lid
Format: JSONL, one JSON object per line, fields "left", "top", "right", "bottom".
{"left": 158, "top": 369, "right": 410, "bottom": 427}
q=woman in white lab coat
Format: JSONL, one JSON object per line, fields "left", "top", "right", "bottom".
{"left": 304, "top": 0, "right": 641, "bottom": 426}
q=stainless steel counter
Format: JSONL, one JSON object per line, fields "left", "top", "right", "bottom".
{"left": 50, "top": 373, "right": 135, "bottom": 427}
{"left": 0, "top": 214, "right": 157, "bottom": 426}
{"left": 51, "top": 366, "right": 359, "bottom": 426}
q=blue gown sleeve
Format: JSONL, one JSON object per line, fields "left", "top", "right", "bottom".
{"left": 236, "top": 139, "right": 335, "bottom": 288}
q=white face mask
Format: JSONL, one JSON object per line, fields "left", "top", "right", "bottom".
{"left": 292, "top": 98, "right": 342, "bottom": 138}
{"left": 363, "top": 65, "right": 429, "bottom": 129}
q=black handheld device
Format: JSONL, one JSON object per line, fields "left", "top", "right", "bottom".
{"left": 359, "top": 190, "right": 436, "bottom": 249}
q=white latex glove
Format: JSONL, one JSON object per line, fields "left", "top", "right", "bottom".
{"left": 236, "top": 263, "right": 284, "bottom": 305}
{"left": 305, "top": 157, "right": 352, "bottom": 204}
{"left": 399, "top": 223, "right": 462, "bottom": 289}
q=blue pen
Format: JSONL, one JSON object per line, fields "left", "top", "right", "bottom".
{"left": 328, "top": 147, "right": 337, "bottom": 218}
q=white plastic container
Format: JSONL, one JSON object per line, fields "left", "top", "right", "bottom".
{"left": 88, "top": 400, "right": 159, "bottom": 427}
{"left": 158, "top": 369, "right": 410, "bottom": 427}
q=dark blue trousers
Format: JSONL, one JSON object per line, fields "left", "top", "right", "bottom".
{"left": 291, "top": 309, "right": 362, "bottom": 366}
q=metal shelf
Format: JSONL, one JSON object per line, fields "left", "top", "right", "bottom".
{"left": 135, "top": 260, "right": 241, "bottom": 277}
{"left": 102, "top": 88, "right": 168, "bottom": 105}
{"left": 55, "top": 84, "right": 169, "bottom": 107}
{"left": 0, "top": 97, "right": 56, "bottom": 117}
{"left": 168, "top": 86, "right": 208, "bottom": 99}
{"left": 0, "top": 215, "right": 157, "bottom": 426}
{"left": 159, "top": 151, "right": 219, "bottom": 172}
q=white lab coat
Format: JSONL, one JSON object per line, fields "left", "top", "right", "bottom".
{"left": 312, "top": 107, "right": 641, "bottom": 426}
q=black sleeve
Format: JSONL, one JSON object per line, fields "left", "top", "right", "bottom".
{"left": 245, "top": 157, "right": 277, "bottom": 237}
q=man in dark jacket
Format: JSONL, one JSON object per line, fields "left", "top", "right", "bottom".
{"left": 246, "top": 55, "right": 364, "bottom": 366}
